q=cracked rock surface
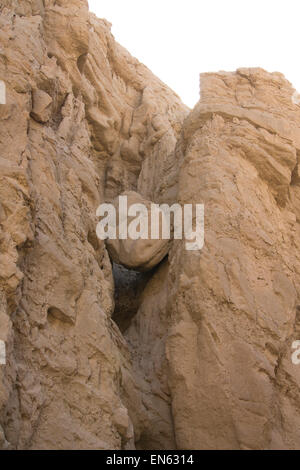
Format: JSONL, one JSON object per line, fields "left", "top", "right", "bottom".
{"left": 0, "top": 0, "right": 300, "bottom": 450}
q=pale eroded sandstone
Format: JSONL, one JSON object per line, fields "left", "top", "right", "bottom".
{"left": 105, "top": 191, "right": 170, "bottom": 272}
{"left": 1, "top": 0, "right": 300, "bottom": 451}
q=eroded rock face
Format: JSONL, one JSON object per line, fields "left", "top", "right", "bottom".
{"left": 0, "top": 0, "right": 186, "bottom": 450}
{"left": 164, "top": 69, "right": 300, "bottom": 450}
{"left": 1, "top": 0, "right": 300, "bottom": 451}
{"left": 123, "top": 69, "right": 300, "bottom": 450}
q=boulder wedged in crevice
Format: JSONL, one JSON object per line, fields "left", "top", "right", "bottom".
{"left": 3, "top": 0, "right": 300, "bottom": 452}
{"left": 106, "top": 191, "right": 171, "bottom": 272}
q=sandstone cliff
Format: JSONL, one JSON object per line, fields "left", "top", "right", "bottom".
{"left": 0, "top": 0, "right": 300, "bottom": 450}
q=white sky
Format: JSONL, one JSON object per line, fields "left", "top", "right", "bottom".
{"left": 88, "top": 0, "right": 300, "bottom": 108}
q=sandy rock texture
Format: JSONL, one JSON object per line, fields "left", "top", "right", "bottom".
{"left": 106, "top": 191, "right": 170, "bottom": 272}
{"left": 164, "top": 69, "right": 300, "bottom": 449}
{"left": 0, "top": 0, "right": 186, "bottom": 450}
{"left": 1, "top": 0, "right": 300, "bottom": 451}
{"left": 124, "top": 70, "right": 300, "bottom": 449}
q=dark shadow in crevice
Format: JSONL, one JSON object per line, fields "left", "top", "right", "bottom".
{"left": 112, "top": 253, "right": 169, "bottom": 333}
{"left": 112, "top": 263, "right": 152, "bottom": 334}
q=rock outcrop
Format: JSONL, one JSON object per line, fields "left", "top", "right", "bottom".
{"left": 164, "top": 69, "right": 300, "bottom": 449}
{"left": 0, "top": 0, "right": 186, "bottom": 450}
{"left": 1, "top": 0, "right": 300, "bottom": 451}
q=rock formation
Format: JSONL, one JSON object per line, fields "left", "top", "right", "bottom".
{"left": 0, "top": 0, "right": 300, "bottom": 450}
{"left": 105, "top": 191, "right": 171, "bottom": 272}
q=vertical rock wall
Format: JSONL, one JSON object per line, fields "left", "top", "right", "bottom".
{"left": 165, "top": 70, "right": 300, "bottom": 449}
{"left": 0, "top": 0, "right": 187, "bottom": 449}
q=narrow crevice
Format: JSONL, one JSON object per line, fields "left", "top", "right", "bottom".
{"left": 112, "top": 263, "right": 152, "bottom": 333}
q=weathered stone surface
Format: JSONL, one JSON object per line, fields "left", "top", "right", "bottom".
{"left": 124, "top": 69, "right": 300, "bottom": 450}
{"left": 0, "top": 0, "right": 186, "bottom": 450}
{"left": 1, "top": 0, "right": 300, "bottom": 452}
{"left": 31, "top": 89, "right": 53, "bottom": 123}
{"left": 164, "top": 69, "right": 300, "bottom": 450}
{"left": 106, "top": 192, "right": 171, "bottom": 272}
